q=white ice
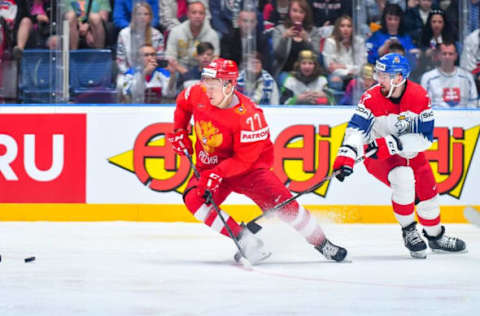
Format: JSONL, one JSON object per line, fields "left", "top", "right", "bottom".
{"left": 1, "top": 221, "right": 479, "bottom": 315}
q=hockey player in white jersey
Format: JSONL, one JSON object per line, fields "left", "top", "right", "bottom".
{"left": 333, "top": 53, "right": 466, "bottom": 258}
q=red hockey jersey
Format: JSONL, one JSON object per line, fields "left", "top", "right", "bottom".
{"left": 344, "top": 80, "right": 435, "bottom": 158}
{"left": 174, "top": 84, "right": 274, "bottom": 178}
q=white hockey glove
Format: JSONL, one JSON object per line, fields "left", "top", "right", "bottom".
{"left": 365, "top": 135, "right": 403, "bottom": 160}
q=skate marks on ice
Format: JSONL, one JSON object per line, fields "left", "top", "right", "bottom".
{"left": 1, "top": 222, "right": 480, "bottom": 316}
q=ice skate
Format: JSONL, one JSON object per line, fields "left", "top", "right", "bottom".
{"left": 402, "top": 222, "right": 427, "bottom": 259}
{"left": 315, "top": 238, "right": 347, "bottom": 262}
{"left": 234, "top": 228, "right": 271, "bottom": 265}
{"left": 423, "top": 226, "right": 466, "bottom": 253}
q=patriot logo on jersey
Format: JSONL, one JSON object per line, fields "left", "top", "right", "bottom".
{"left": 442, "top": 87, "right": 460, "bottom": 106}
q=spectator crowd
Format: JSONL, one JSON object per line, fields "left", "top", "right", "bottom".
{"left": 0, "top": 0, "right": 480, "bottom": 108}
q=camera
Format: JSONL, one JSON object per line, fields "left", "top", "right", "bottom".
{"left": 157, "top": 58, "right": 169, "bottom": 68}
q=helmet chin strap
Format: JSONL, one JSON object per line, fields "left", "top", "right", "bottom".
{"left": 386, "top": 77, "right": 406, "bottom": 98}
{"left": 217, "top": 81, "right": 234, "bottom": 108}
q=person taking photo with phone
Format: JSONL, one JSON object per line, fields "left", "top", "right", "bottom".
{"left": 272, "top": 0, "right": 322, "bottom": 82}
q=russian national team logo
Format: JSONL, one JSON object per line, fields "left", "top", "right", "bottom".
{"left": 0, "top": 114, "right": 86, "bottom": 203}
{"left": 195, "top": 120, "right": 223, "bottom": 153}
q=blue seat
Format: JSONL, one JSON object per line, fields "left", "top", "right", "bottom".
{"left": 19, "top": 50, "right": 59, "bottom": 103}
{"left": 69, "top": 49, "right": 117, "bottom": 103}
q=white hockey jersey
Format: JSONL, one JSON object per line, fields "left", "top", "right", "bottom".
{"left": 420, "top": 67, "right": 478, "bottom": 108}
{"left": 343, "top": 81, "right": 434, "bottom": 159}
{"left": 117, "top": 67, "right": 176, "bottom": 100}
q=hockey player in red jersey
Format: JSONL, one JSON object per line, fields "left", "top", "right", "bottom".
{"left": 333, "top": 53, "right": 466, "bottom": 258}
{"left": 168, "top": 58, "right": 347, "bottom": 264}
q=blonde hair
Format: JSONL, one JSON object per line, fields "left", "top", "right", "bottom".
{"left": 131, "top": 2, "right": 153, "bottom": 46}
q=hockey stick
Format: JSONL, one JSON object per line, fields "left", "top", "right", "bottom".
{"left": 246, "top": 150, "right": 376, "bottom": 234}
{"left": 183, "top": 150, "right": 251, "bottom": 266}
{"left": 464, "top": 206, "right": 480, "bottom": 227}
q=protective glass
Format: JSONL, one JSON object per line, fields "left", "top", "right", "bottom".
{"left": 373, "top": 71, "right": 395, "bottom": 81}
{"left": 201, "top": 77, "right": 224, "bottom": 88}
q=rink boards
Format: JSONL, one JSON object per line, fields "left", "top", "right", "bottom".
{"left": 0, "top": 105, "right": 479, "bottom": 223}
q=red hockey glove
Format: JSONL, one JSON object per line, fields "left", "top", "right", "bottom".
{"left": 333, "top": 145, "right": 357, "bottom": 182}
{"left": 197, "top": 171, "right": 223, "bottom": 200}
{"left": 167, "top": 129, "right": 193, "bottom": 156}
{"left": 365, "top": 135, "right": 403, "bottom": 160}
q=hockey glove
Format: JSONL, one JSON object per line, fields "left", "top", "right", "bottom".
{"left": 197, "top": 171, "right": 223, "bottom": 201}
{"left": 167, "top": 129, "right": 193, "bottom": 156}
{"left": 333, "top": 145, "right": 357, "bottom": 182}
{"left": 365, "top": 135, "right": 403, "bottom": 160}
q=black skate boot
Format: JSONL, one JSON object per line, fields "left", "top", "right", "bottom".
{"left": 402, "top": 222, "right": 427, "bottom": 259}
{"left": 234, "top": 227, "right": 271, "bottom": 265}
{"left": 315, "top": 238, "right": 347, "bottom": 262}
{"left": 423, "top": 226, "right": 466, "bottom": 253}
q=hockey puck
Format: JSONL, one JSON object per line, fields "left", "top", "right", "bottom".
{"left": 24, "top": 256, "right": 36, "bottom": 263}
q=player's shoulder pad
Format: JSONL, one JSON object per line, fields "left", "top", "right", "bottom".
{"left": 234, "top": 94, "right": 260, "bottom": 116}
{"left": 404, "top": 80, "right": 431, "bottom": 112}
{"left": 180, "top": 83, "right": 204, "bottom": 101}
{"left": 359, "top": 84, "right": 381, "bottom": 106}
{"left": 236, "top": 98, "right": 270, "bottom": 143}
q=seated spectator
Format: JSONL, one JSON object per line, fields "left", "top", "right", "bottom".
{"left": 116, "top": 2, "right": 165, "bottom": 74}
{"left": 460, "top": 27, "right": 480, "bottom": 92}
{"left": 419, "top": 9, "right": 455, "bottom": 53}
{"left": 308, "top": 0, "right": 352, "bottom": 28}
{"left": 237, "top": 51, "right": 279, "bottom": 105}
{"left": 160, "top": 0, "right": 211, "bottom": 33}
{"left": 339, "top": 63, "right": 376, "bottom": 105}
{"left": 1, "top": 0, "right": 31, "bottom": 61}
{"left": 446, "top": 0, "right": 480, "bottom": 36}
{"left": 404, "top": 0, "right": 438, "bottom": 43}
{"left": 220, "top": 7, "right": 272, "bottom": 73}
{"left": 263, "top": 0, "right": 290, "bottom": 28}
{"left": 65, "top": 0, "right": 111, "bottom": 49}
{"left": 117, "top": 44, "right": 176, "bottom": 103}
{"left": 13, "top": 0, "right": 57, "bottom": 59}
{"left": 421, "top": 41, "right": 478, "bottom": 108}
{"left": 280, "top": 49, "right": 330, "bottom": 105}
{"left": 165, "top": 0, "right": 219, "bottom": 75}
{"left": 366, "top": 3, "right": 420, "bottom": 65}
{"left": 411, "top": 9, "right": 455, "bottom": 81}
{"left": 113, "top": 0, "right": 159, "bottom": 30}
{"left": 272, "top": 0, "right": 322, "bottom": 80}
{"left": 177, "top": 41, "right": 214, "bottom": 89}
{"left": 209, "top": 0, "right": 264, "bottom": 39}
{"left": 322, "top": 15, "right": 366, "bottom": 91}
{"left": 358, "top": 0, "right": 407, "bottom": 37}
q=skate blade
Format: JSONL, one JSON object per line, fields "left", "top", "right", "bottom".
{"left": 234, "top": 251, "right": 272, "bottom": 265}
{"left": 431, "top": 248, "right": 468, "bottom": 254}
{"left": 410, "top": 250, "right": 427, "bottom": 259}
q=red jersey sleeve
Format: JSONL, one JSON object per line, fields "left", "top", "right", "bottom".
{"left": 173, "top": 86, "right": 195, "bottom": 131}
{"left": 214, "top": 106, "right": 271, "bottom": 178}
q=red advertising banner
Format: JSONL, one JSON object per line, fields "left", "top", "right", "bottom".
{"left": 0, "top": 114, "right": 86, "bottom": 203}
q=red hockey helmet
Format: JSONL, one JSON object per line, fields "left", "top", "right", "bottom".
{"left": 201, "top": 58, "right": 239, "bottom": 83}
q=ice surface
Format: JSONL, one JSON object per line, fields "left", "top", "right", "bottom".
{"left": 1, "top": 221, "right": 479, "bottom": 315}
